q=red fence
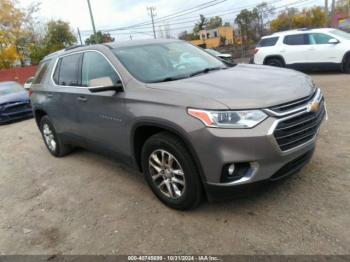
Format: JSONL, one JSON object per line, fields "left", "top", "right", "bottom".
{"left": 0, "top": 66, "right": 37, "bottom": 85}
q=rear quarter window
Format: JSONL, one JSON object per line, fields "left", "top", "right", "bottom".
{"left": 257, "top": 37, "right": 279, "bottom": 47}
{"left": 32, "top": 60, "right": 51, "bottom": 84}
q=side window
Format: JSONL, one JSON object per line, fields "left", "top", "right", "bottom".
{"left": 283, "top": 34, "right": 309, "bottom": 45}
{"left": 310, "top": 33, "right": 334, "bottom": 44}
{"left": 257, "top": 37, "right": 279, "bottom": 47}
{"left": 82, "top": 52, "right": 120, "bottom": 87}
{"left": 54, "top": 53, "right": 82, "bottom": 86}
{"left": 32, "top": 60, "right": 51, "bottom": 84}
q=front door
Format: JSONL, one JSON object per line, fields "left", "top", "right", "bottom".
{"left": 75, "top": 51, "right": 129, "bottom": 157}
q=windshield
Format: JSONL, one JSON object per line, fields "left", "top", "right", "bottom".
{"left": 113, "top": 42, "right": 225, "bottom": 83}
{"left": 0, "top": 82, "right": 24, "bottom": 96}
{"left": 330, "top": 29, "right": 350, "bottom": 40}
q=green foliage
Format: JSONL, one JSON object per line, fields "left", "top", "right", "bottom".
{"left": 193, "top": 14, "right": 207, "bottom": 35}
{"left": 235, "top": 9, "right": 259, "bottom": 45}
{"left": 44, "top": 20, "right": 77, "bottom": 52}
{"left": 85, "top": 31, "right": 115, "bottom": 45}
{"left": 206, "top": 16, "right": 223, "bottom": 29}
{"left": 178, "top": 31, "right": 199, "bottom": 41}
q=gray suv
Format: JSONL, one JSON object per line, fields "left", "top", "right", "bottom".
{"left": 30, "top": 39, "right": 326, "bottom": 210}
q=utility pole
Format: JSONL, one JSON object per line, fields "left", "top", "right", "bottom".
{"left": 130, "top": 34, "right": 132, "bottom": 40}
{"left": 147, "top": 6, "right": 157, "bottom": 39}
{"left": 87, "top": 0, "right": 97, "bottom": 34}
{"left": 77, "top": 27, "right": 83, "bottom": 45}
{"left": 331, "top": 0, "right": 336, "bottom": 28}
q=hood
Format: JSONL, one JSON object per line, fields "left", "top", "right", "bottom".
{"left": 0, "top": 91, "right": 29, "bottom": 105}
{"left": 147, "top": 64, "right": 315, "bottom": 109}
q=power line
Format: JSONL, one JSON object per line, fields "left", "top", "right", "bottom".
{"left": 95, "top": 0, "right": 319, "bottom": 36}
{"left": 81, "top": 0, "right": 228, "bottom": 32}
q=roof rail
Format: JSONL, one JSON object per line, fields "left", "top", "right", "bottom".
{"left": 297, "top": 28, "right": 312, "bottom": 31}
{"left": 65, "top": 44, "right": 86, "bottom": 51}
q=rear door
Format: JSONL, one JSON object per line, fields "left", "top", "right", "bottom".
{"left": 49, "top": 53, "right": 84, "bottom": 139}
{"left": 75, "top": 50, "right": 128, "bottom": 156}
{"left": 281, "top": 34, "right": 310, "bottom": 65}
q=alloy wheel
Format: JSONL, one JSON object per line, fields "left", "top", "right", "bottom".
{"left": 42, "top": 123, "right": 56, "bottom": 152}
{"left": 148, "top": 149, "right": 186, "bottom": 199}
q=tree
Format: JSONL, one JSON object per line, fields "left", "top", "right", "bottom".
{"left": 256, "top": 2, "right": 275, "bottom": 36}
{"left": 178, "top": 30, "right": 198, "bottom": 41}
{"left": 223, "top": 22, "right": 231, "bottom": 27}
{"left": 235, "top": 9, "right": 259, "bottom": 46}
{"left": 271, "top": 7, "right": 328, "bottom": 32}
{"left": 206, "top": 16, "right": 223, "bottom": 29}
{"left": 28, "top": 20, "right": 77, "bottom": 64}
{"left": 193, "top": 14, "right": 207, "bottom": 35}
{"left": 85, "top": 31, "right": 115, "bottom": 45}
{"left": 44, "top": 20, "right": 76, "bottom": 52}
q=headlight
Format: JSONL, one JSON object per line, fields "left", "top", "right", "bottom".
{"left": 188, "top": 108, "right": 267, "bottom": 128}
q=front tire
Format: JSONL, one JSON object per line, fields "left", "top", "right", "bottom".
{"left": 141, "top": 132, "right": 202, "bottom": 210}
{"left": 343, "top": 56, "right": 350, "bottom": 74}
{"left": 39, "top": 116, "right": 71, "bottom": 157}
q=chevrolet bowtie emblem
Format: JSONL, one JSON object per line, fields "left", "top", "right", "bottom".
{"left": 307, "top": 100, "right": 320, "bottom": 113}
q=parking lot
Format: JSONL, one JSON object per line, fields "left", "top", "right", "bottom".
{"left": 0, "top": 73, "right": 349, "bottom": 255}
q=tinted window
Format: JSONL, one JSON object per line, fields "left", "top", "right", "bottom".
{"left": 257, "top": 37, "right": 279, "bottom": 47}
{"left": 55, "top": 53, "right": 82, "bottom": 86}
{"left": 283, "top": 34, "right": 309, "bottom": 45}
{"left": 309, "top": 33, "right": 334, "bottom": 44}
{"left": 32, "top": 60, "right": 50, "bottom": 84}
{"left": 82, "top": 52, "right": 120, "bottom": 87}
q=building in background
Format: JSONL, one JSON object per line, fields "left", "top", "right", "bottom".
{"left": 332, "top": 13, "right": 350, "bottom": 31}
{"left": 191, "top": 26, "right": 235, "bottom": 48}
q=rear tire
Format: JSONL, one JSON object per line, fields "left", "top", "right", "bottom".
{"left": 343, "top": 56, "right": 350, "bottom": 74}
{"left": 39, "top": 116, "right": 71, "bottom": 157}
{"left": 141, "top": 132, "right": 202, "bottom": 210}
{"left": 265, "top": 58, "right": 284, "bottom": 67}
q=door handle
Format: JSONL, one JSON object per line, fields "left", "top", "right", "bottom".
{"left": 47, "top": 93, "right": 54, "bottom": 98}
{"left": 77, "top": 96, "right": 88, "bottom": 102}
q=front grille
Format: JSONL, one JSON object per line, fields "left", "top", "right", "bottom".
{"left": 270, "top": 149, "right": 314, "bottom": 180}
{"left": 4, "top": 102, "right": 31, "bottom": 113}
{"left": 269, "top": 89, "right": 317, "bottom": 113}
{"left": 273, "top": 99, "right": 325, "bottom": 151}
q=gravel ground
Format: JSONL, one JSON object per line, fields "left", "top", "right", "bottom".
{"left": 0, "top": 73, "right": 349, "bottom": 255}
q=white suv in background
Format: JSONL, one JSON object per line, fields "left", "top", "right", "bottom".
{"left": 253, "top": 28, "right": 350, "bottom": 73}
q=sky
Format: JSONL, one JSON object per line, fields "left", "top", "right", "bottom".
{"left": 18, "top": 0, "right": 325, "bottom": 42}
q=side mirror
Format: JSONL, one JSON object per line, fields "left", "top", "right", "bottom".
{"left": 26, "top": 76, "right": 34, "bottom": 83}
{"left": 328, "top": 38, "right": 339, "bottom": 44}
{"left": 88, "top": 77, "right": 123, "bottom": 93}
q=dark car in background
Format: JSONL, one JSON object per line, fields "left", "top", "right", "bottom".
{"left": 0, "top": 81, "right": 33, "bottom": 124}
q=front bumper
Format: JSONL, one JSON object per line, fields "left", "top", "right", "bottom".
{"left": 0, "top": 109, "right": 33, "bottom": 124}
{"left": 188, "top": 98, "right": 325, "bottom": 200}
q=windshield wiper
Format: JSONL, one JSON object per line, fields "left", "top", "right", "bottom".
{"left": 189, "top": 66, "right": 223, "bottom": 77}
{"left": 152, "top": 74, "right": 189, "bottom": 83}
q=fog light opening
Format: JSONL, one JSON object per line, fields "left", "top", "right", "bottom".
{"left": 221, "top": 162, "right": 251, "bottom": 183}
